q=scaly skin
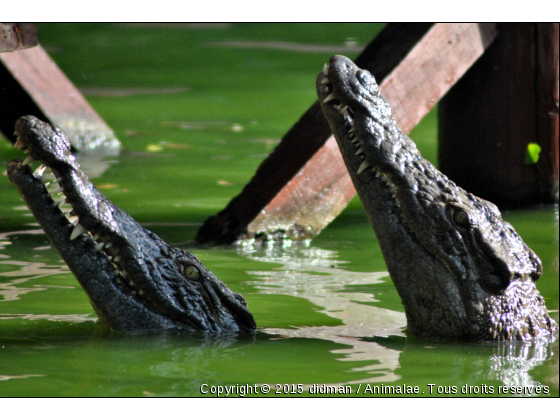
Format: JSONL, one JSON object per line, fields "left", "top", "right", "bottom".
{"left": 8, "top": 116, "right": 256, "bottom": 333}
{"left": 317, "top": 55, "right": 557, "bottom": 341}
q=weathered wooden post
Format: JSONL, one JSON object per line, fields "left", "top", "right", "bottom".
{"left": 197, "top": 23, "right": 498, "bottom": 244}
{"left": 439, "top": 23, "right": 559, "bottom": 206}
{"left": 0, "top": 23, "right": 119, "bottom": 152}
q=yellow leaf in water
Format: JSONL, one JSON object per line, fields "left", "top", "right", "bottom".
{"left": 97, "top": 184, "right": 118, "bottom": 190}
{"left": 146, "top": 144, "right": 163, "bottom": 152}
{"left": 217, "top": 180, "right": 232, "bottom": 186}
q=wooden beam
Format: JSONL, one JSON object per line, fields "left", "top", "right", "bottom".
{"left": 197, "top": 23, "right": 498, "bottom": 244}
{"left": 439, "top": 23, "right": 558, "bottom": 206}
{"left": 0, "top": 23, "right": 37, "bottom": 52}
{"left": 0, "top": 45, "right": 119, "bottom": 152}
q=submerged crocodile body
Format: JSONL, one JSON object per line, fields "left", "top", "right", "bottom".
{"left": 8, "top": 116, "right": 256, "bottom": 333}
{"left": 318, "top": 55, "right": 557, "bottom": 341}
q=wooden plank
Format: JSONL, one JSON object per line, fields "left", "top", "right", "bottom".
{"left": 0, "top": 23, "right": 37, "bottom": 52}
{"left": 197, "top": 23, "right": 497, "bottom": 244}
{"left": 439, "top": 23, "right": 558, "bottom": 206}
{"left": 196, "top": 23, "right": 432, "bottom": 244}
{"left": 0, "top": 45, "right": 119, "bottom": 152}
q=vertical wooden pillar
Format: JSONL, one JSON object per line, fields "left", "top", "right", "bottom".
{"left": 439, "top": 23, "right": 559, "bottom": 206}
{"left": 535, "top": 23, "right": 559, "bottom": 203}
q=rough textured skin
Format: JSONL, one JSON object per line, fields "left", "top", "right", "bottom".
{"left": 317, "top": 56, "right": 558, "bottom": 341}
{"left": 8, "top": 116, "right": 256, "bottom": 333}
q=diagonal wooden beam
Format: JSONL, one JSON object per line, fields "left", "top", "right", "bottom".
{"left": 196, "top": 23, "right": 498, "bottom": 244}
{"left": 1, "top": 43, "right": 119, "bottom": 152}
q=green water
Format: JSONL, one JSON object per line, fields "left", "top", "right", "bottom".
{"left": 0, "top": 24, "right": 558, "bottom": 397}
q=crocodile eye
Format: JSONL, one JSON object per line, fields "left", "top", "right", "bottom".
{"left": 452, "top": 209, "right": 470, "bottom": 228}
{"left": 184, "top": 265, "right": 201, "bottom": 281}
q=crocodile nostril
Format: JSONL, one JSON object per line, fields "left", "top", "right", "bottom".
{"left": 482, "top": 272, "right": 510, "bottom": 294}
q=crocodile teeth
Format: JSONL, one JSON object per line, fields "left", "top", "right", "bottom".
{"left": 14, "top": 137, "right": 25, "bottom": 150}
{"left": 105, "top": 242, "right": 112, "bottom": 249}
{"left": 340, "top": 106, "right": 348, "bottom": 115}
{"left": 34, "top": 164, "right": 47, "bottom": 177}
{"left": 93, "top": 234, "right": 100, "bottom": 241}
{"left": 67, "top": 215, "right": 80, "bottom": 226}
{"left": 355, "top": 147, "right": 364, "bottom": 156}
{"left": 139, "top": 289, "right": 145, "bottom": 296}
{"left": 323, "top": 93, "right": 337, "bottom": 103}
{"left": 54, "top": 198, "right": 67, "bottom": 207}
{"left": 114, "top": 256, "right": 121, "bottom": 262}
{"left": 351, "top": 138, "right": 359, "bottom": 144}
{"left": 322, "top": 63, "right": 328, "bottom": 75}
{"left": 70, "top": 223, "right": 87, "bottom": 240}
{"left": 94, "top": 242, "right": 104, "bottom": 252}
{"left": 349, "top": 126, "right": 355, "bottom": 133}
{"left": 357, "top": 160, "right": 371, "bottom": 174}
{"left": 321, "top": 77, "right": 330, "bottom": 84}
{"left": 22, "top": 156, "right": 34, "bottom": 166}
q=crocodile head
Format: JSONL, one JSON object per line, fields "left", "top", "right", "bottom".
{"left": 317, "top": 55, "right": 557, "bottom": 341}
{"left": 8, "top": 116, "right": 256, "bottom": 333}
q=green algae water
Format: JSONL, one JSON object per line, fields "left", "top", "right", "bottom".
{"left": 0, "top": 24, "right": 558, "bottom": 397}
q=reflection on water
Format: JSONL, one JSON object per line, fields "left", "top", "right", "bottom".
{"left": 486, "top": 340, "right": 556, "bottom": 392}
{"left": 0, "top": 374, "right": 46, "bottom": 382}
{"left": 0, "top": 231, "right": 557, "bottom": 395}
{"left": 0, "top": 229, "right": 70, "bottom": 302}
{"left": 0, "top": 228, "right": 94, "bottom": 323}
{"left": 239, "top": 242, "right": 406, "bottom": 383}
{"left": 238, "top": 242, "right": 558, "bottom": 393}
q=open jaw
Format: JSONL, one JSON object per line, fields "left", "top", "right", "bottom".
{"left": 7, "top": 116, "right": 256, "bottom": 333}
{"left": 317, "top": 55, "right": 557, "bottom": 341}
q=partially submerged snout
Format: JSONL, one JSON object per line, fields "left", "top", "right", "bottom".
{"left": 8, "top": 116, "right": 256, "bottom": 333}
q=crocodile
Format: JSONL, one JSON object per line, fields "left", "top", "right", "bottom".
{"left": 317, "top": 55, "right": 558, "bottom": 341}
{"left": 7, "top": 116, "right": 256, "bottom": 333}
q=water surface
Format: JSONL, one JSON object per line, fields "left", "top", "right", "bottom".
{"left": 0, "top": 24, "right": 557, "bottom": 397}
